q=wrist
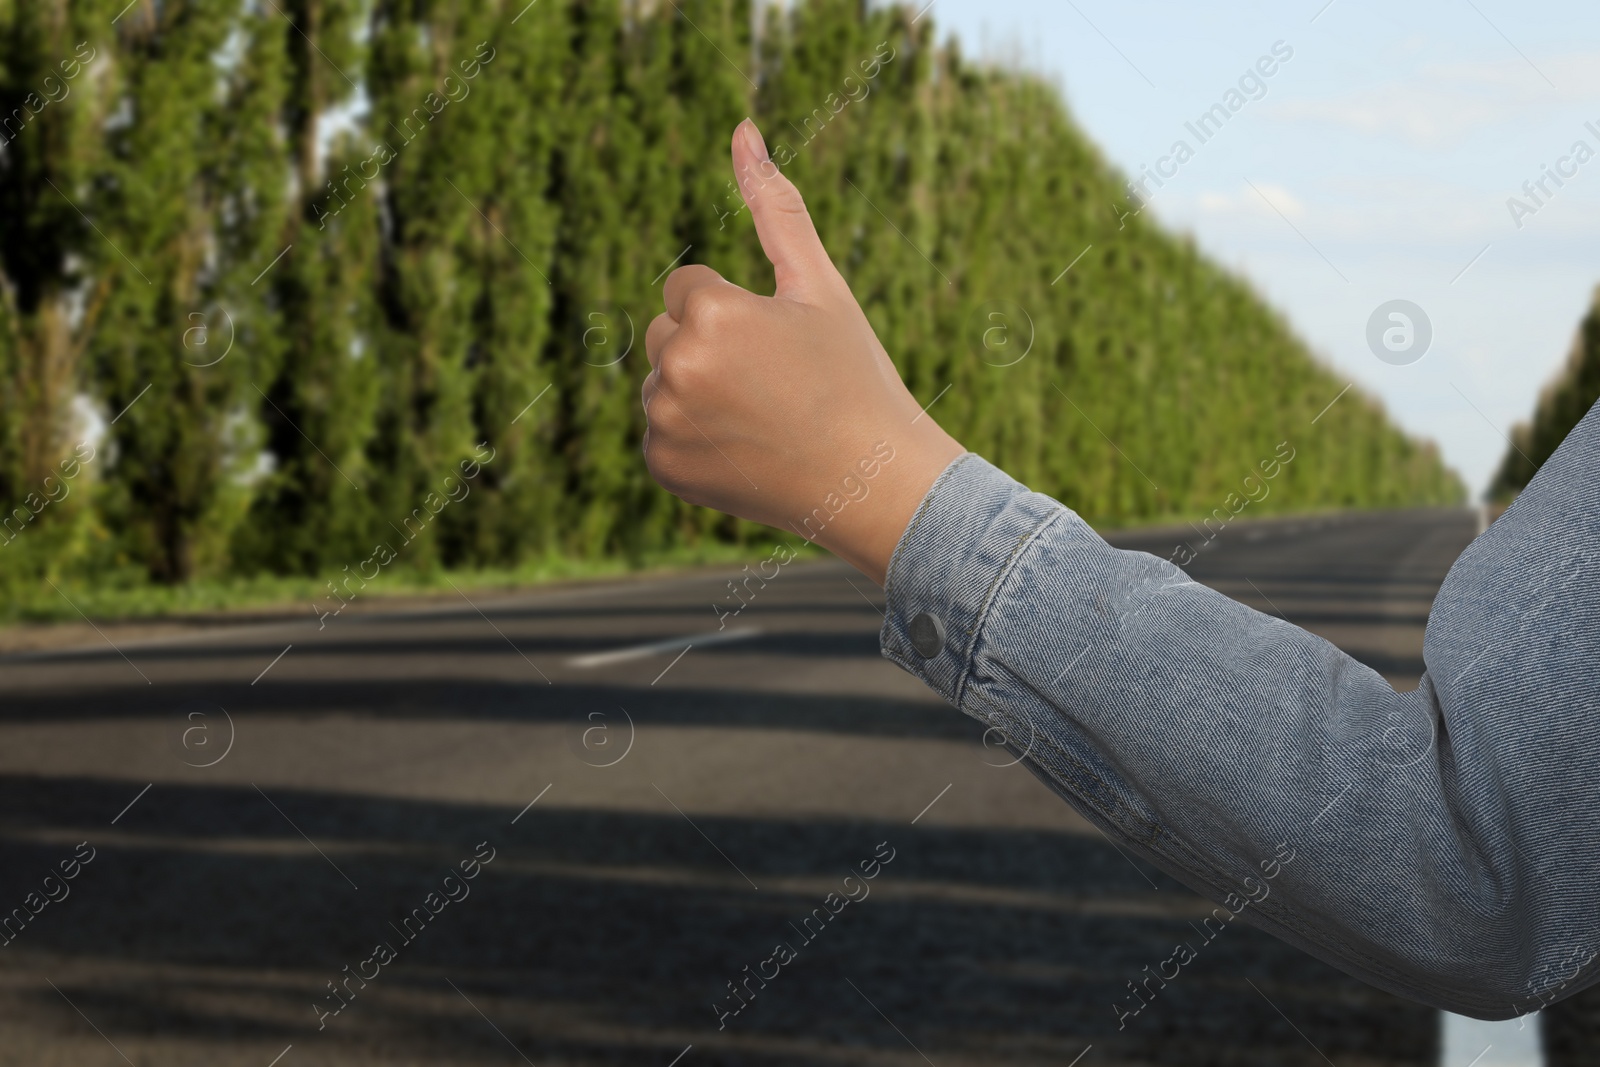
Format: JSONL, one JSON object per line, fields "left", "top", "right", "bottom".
{"left": 809, "top": 426, "right": 965, "bottom": 587}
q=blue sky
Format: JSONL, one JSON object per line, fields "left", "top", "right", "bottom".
{"left": 916, "top": 0, "right": 1600, "bottom": 494}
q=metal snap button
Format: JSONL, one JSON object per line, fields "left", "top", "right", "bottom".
{"left": 908, "top": 612, "right": 946, "bottom": 658}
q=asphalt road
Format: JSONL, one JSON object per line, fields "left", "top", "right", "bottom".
{"left": 0, "top": 507, "right": 1591, "bottom": 1066}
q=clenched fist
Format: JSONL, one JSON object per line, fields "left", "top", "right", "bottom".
{"left": 642, "top": 119, "right": 964, "bottom": 586}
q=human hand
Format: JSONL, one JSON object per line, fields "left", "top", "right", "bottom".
{"left": 642, "top": 119, "right": 964, "bottom": 586}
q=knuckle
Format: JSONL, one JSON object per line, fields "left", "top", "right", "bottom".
{"left": 771, "top": 183, "right": 811, "bottom": 220}
{"left": 682, "top": 284, "right": 737, "bottom": 328}
{"left": 660, "top": 349, "right": 713, "bottom": 397}
{"left": 643, "top": 446, "right": 673, "bottom": 490}
{"left": 642, "top": 377, "right": 682, "bottom": 430}
{"left": 665, "top": 263, "right": 715, "bottom": 290}
{"left": 646, "top": 311, "right": 674, "bottom": 347}
{"left": 747, "top": 172, "right": 811, "bottom": 221}
{"left": 644, "top": 330, "right": 667, "bottom": 369}
{"left": 643, "top": 441, "right": 685, "bottom": 496}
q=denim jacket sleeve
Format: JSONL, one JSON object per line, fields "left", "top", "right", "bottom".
{"left": 879, "top": 399, "right": 1600, "bottom": 1020}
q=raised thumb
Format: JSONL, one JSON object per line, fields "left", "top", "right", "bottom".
{"left": 732, "top": 118, "right": 841, "bottom": 302}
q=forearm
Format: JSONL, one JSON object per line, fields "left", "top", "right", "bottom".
{"left": 877, "top": 417, "right": 1600, "bottom": 1018}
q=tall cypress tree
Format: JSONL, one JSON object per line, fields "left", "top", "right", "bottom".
{"left": 88, "top": 0, "right": 291, "bottom": 582}
{"left": 442, "top": 0, "right": 565, "bottom": 567}
{"left": 236, "top": 0, "right": 377, "bottom": 575}
{"left": 0, "top": 3, "right": 110, "bottom": 587}
{"left": 361, "top": 0, "right": 502, "bottom": 572}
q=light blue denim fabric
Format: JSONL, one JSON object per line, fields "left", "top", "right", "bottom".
{"left": 879, "top": 399, "right": 1600, "bottom": 1020}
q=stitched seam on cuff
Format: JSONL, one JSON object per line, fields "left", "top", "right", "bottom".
{"left": 951, "top": 503, "right": 1069, "bottom": 708}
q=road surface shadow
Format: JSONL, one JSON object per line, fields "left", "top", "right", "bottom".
{"left": 0, "top": 774, "right": 1434, "bottom": 1066}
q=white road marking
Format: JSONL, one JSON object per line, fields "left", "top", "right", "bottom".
{"left": 0, "top": 567, "right": 784, "bottom": 665}
{"left": 567, "top": 628, "right": 761, "bottom": 669}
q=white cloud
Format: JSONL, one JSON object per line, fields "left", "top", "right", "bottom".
{"left": 1266, "top": 88, "right": 1514, "bottom": 148}
{"left": 1263, "top": 51, "right": 1600, "bottom": 149}
{"left": 1176, "top": 172, "right": 1600, "bottom": 250}
{"left": 1196, "top": 181, "right": 1306, "bottom": 220}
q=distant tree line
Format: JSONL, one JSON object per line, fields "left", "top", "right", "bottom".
{"left": 1490, "top": 286, "right": 1600, "bottom": 501}
{"left": 0, "top": 0, "right": 1463, "bottom": 594}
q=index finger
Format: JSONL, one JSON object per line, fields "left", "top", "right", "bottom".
{"left": 662, "top": 263, "right": 727, "bottom": 323}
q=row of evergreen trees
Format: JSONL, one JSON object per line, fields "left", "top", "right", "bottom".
{"left": 0, "top": 0, "right": 1462, "bottom": 593}
{"left": 1489, "top": 286, "right": 1600, "bottom": 500}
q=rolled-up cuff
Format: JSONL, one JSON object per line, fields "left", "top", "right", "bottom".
{"left": 878, "top": 452, "right": 1067, "bottom": 709}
